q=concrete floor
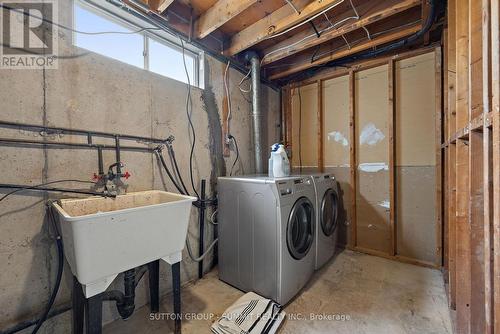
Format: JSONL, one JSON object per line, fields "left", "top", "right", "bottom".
{"left": 104, "top": 250, "right": 452, "bottom": 334}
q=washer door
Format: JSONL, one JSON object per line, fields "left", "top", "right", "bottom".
{"left": 287, "top": 197, "right": 314, "bottom": 260}
{"left": 321, "top": 188, "right": 339, "bottom": 236}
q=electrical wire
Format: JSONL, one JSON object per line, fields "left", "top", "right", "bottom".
{"left": 179, "top": 37, "right": 200, "bottom": 198}
{"left": 185, "top": 235, "right": 218, "bottom": 262}
{"left": 224, "top": 61, "right": 232, "bottom": 139}
{"left": 238, "top": 68, "right": 252, "bottom": 94}
{"left": 229, "top": 135, "right": 240, "bottom": 176}
{"left": 31, "top": 204, "right": 64, "bottom": 334}
{"left": 263, "top": 0, "right": 344, "bottom": 40}
{"left": 261, "top": 0, "right": 359, "bottom": 64}
{"left": 208, "top": 209, "right": 218, "bottom": 225}
{"left": 0, "top": 179, "right": 96, "bottom": 203}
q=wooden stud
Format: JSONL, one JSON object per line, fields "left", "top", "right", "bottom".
{"left": 317, "top": 80, "right": 324, "bottom": 172}
{"left": 435, "top": 47, "right": 443, "bottom": 267}
{"left": 349, "top": 70, "right": 357, "bottom": 248}
{"left": 491, "top": 0, "right": 500, "bottom": 331}
{"left": 388, "top": 59, "right": 396, "bottom": 257}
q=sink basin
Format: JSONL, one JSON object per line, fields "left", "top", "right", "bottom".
{"left": 52, "top": 190, "right": 196, "bottom": 297}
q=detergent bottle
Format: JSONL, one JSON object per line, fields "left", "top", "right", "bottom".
{"left": 268, "top": 143, "right": 279, "bottom": 177}
{"left": 269, "top": 144, "right": 290, "bottom": 178}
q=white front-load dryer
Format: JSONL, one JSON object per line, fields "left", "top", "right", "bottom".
{"left": 217, "top": 175, "right": 316, "bottom": 305}
{"left": 310, "top": 173, "right": 340, "bottom": 270}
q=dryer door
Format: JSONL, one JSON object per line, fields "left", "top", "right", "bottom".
{"left": 321, "top": 188, "right": 339, "bottom": 237}
{"left": 287, "top": 197, "right": 314, "bottom": 260}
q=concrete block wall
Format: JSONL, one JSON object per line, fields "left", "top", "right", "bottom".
{"left": 0, "top": 1, "right": 280, "bottom": 332}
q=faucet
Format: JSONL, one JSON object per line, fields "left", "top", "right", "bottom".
{"left": 93, "top": 162, "right": 130, "bottom": 196}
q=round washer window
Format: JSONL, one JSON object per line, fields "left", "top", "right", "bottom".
{"left": 321, "top": 188, "right": 339, "bottom": 236}
{"left": 287, "top": 197, "right": 314, "bottom": 260}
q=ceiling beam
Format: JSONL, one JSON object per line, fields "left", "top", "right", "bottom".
{"left": 157, "top": 0, "right": 175, "bottom": 13}
{"left": 194, "top": 0, "right": 259, "bottom": 39}
{"left": 269, "top": 23, "right": 422, "bottom": 80}
{"left": 261, "top": 0, "right": 421, "bottom": 65}
{"left": 226, "top": 0, "right": 343, "bottom": 56}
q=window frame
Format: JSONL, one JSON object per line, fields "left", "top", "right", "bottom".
{"left": 73, "top": 0, "right": 203, "bottom": 87}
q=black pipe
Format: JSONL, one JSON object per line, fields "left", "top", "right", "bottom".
{"left": 0, "top": 184, "right": 114, "bottom": 197}
{"left": 198, "top": 179, "right": 206, "bottom": 279}
{"left": 120, "top": 269, "right": 136, "bottom": 319}
{"left": 97, "top": 146, "right": 104, "bottom": 175}
{"left": 0, "top": 137, "right": 154, "bottom": 152}
{"left": 155, "top": 150, "right": 186, "bottom": 195}
{"left": 0, "top": 121, "right": 169, "bottom": 144}
{"left": 1, "top": 304, "right": 71, "bottom": 334}
{"left": 30, "top": 207, "right": 64, "bottom": 334}
{"left": 114, "top": 136, "right": 122, "bottom": 176}
{"left": 167, "top": 145, "right": 190, "bottom": 196}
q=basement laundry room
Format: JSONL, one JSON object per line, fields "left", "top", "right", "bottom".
{"left": 0, "top": 0, "right": 497, "bottom": 333}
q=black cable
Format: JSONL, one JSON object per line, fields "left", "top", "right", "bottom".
{"left": 179, "top": 38, "right": 200, "bottom": 198}
{"left": 155, "top": 150, "right": 186, "bottom": 195}
{"left": 0, "top": 179, "right": 96, "bottom": 203}
{"left": 31, "top": 205, "right": 64, "bottom": 334}
{"left": 167, "top": 147, "right": 191, "bottom": 196}
{"left": 228, "top": 135, "right": 240, "bottom": 176}
{"left": 297, "top": 87, "right": 303, "bottom": 173}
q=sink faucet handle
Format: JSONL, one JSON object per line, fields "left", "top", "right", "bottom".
{"left": 122, "top": 171, "right": 131, "bottom": 180}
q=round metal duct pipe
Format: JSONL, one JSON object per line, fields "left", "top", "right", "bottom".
{"left": 245, "top": 51, "right": 264, "bottom": 174}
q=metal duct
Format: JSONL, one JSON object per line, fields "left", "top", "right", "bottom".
{"left": 246, "top": 51, "right": 264, "bottom": 174}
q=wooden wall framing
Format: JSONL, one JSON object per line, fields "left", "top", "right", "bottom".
{"left": 444, "top": 0, "right": 499, "bottom": 333}
{"left": 283, "top": 46, "right": 442, "bottom": 269}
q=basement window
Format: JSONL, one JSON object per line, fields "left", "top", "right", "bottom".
{"left": 73, "top": 1, "right": 201, "bottom": 87}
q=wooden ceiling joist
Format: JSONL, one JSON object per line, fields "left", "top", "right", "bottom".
{"left": 194, "top": 0, "right": 259, "bottom": 39}
{"left": 226, "top": 0, "right": 343, "bottom": 56}
{"left": 261, "top": 0, "right": 421, "bottom": 65}
{"left": 269, "top": 23, "right": 422, "bottom": 80}
{"left": 145, "top": 0, "right": 174, "bottom": 13}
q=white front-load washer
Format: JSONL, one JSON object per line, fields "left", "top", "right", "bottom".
{"left": 217, "top": 175, "right": 316, "bottom": 305}
{"left": 310, "top": 173, "right": 340, "bottom": 270}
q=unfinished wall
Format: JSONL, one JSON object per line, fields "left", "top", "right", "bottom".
{"left": 355, "top": 65, "right": 391, "bottom": 254}
{"left": 323, "top": 75, "right": 351, "bottom": 246}
{"left": 0, "top": 1, "right": 280, "bottom": 332}
{"left": 395, "top": 52, "right": 438, "bottom": 265}
{"left": 286, "top": 49, "right": 440, "bottom": 267}
{"left": 290, "top": 83, "right": 318, "bottom": 168}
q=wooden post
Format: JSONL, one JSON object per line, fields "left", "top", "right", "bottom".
{"left": 317, "top": 80, "right": 324, "bottom": 172}
{"left": 435, "top": 47, "right": 443, "bottom": 267}
{"left": 349, "top": 70, "right": 357, "bottom": 248}
{"left": 388, "top": 59, "right": 396, "bottom": 257}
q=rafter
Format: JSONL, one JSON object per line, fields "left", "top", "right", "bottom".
{"left": 225, "top": 0, "right": 343, "bottom": 56}
{"left": 195, "top": 0, "right": 259, "bottom": 39}
{"left": 261, "top": 0, "right": 421, "bottom": 65}
{"left": 269, "top": 23, "right": 422, "bottom": 80}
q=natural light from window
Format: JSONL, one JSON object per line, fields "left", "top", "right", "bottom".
{"left": 74, "top": 3, "right": 198, "bottom": 86}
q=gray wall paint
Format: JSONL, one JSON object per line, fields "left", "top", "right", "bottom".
{"left": 0, "top": 1, "right": 280, "bottom": 332}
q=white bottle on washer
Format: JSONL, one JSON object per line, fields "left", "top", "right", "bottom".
{"left": 272, "top": 144, "right": 290, "bottom": 178}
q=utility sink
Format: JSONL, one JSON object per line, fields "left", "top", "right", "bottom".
{"left": 53, "top": 190, "right": 196, "bottom": 297}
